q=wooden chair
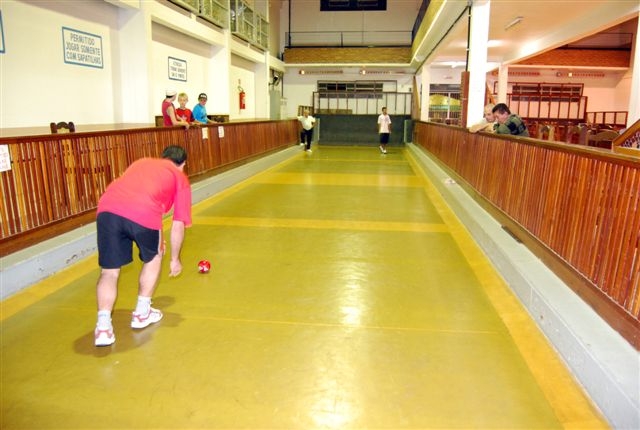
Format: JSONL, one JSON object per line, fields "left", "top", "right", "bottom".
{"left": 50, "top": 121, "right": 76, "bottom": 133}
{"left": 587, "top": 130, "right": 618, "bottom": 149}
{"left": 538, "top": 124, "right": 554, "bottom": 141}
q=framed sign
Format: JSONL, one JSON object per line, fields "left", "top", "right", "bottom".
{"left": 168, "top": 56, "right": 187, "bottom": 82}
{"left": 62, "top": 27, "right": 103, "bottom": 68}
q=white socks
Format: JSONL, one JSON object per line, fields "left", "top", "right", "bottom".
{"left": 97, "top": 310, "right": 112, "bottom": 329}
{"left": 135, "top": 296, "right": 152, "bottom": 316}
{"left": 97, "top": 296, "right": 151, "bottom": 329}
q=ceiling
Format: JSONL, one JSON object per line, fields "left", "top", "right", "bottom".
{"left": 416, "top": 0, "right": 639, "bottom": 73}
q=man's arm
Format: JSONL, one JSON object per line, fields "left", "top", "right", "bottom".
{"left": 168, "top": 220, "right": 185, "bottom": 277}
{"left": 168, "top": 105, "right": 189, "bottom": 128}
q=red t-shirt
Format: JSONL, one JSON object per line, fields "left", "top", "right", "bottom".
{"left": 97, "top": 158, "right": 192, "bottom": 230}
{"left": 162, "top": 100, "right": 174, "bottom": 127}
{"left": 175, "top": 107, "right": 193, "bottom": 123}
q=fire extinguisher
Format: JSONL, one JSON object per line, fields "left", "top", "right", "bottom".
{"left": 238, "top": 85, "right": 246, "bottom": 110}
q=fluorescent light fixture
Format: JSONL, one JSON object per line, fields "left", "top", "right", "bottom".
{"left": 505, "top": 16, "right": 523, "bottom": 31}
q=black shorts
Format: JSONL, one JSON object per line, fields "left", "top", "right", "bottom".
{"left": 97, "top": 212, "right": 160, "bottom": 269}
{"left": 379, "top": 133, "right": 390, "bottom": 144}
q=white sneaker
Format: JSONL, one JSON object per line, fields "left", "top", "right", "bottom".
{"left": 131, "top": 307, "right": 163, "bottom": 329}
{"left": 300, "top": 142, "right": 305, "bottom": 146}
{"left": 95, "top": 327, "right": 115, "bottom": 346}
{"left": 305, "top": 149, "right": 312, "bottom": 153}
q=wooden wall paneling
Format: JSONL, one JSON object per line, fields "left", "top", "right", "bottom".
{"left": 566, "top": 156, "right": 591, "bottom": 264}
{"left": 14, "top": 144, "right": 32, "bottom": 232}
{"left": 605, "top": 166, "right": 634, "bottom": 301}
{"left": 584, "top": 160, "right": 611, "bottom": 281}
{"left": 594, "top": 162, "right": 622, "bottom": 293}
{"left": 27, "top": 142, "right": 46, "bottom": 228}
{"left": 1, "top": 146, "right": 20, "bottom": 236}
{"left": 36, "top": 140, "right": 53, "bottom": 225}
{"left": 50, "top": 139, "right": 69, "bottom": 220}
{"left": 39, "top": 141, "right": 56, "bottom": 224}
{"left": 73, "top": 137, "right": 90, "bottom": 211}
{"left": 413, "top": 121, "right": 640, "bottom": 348}
{"left": 0, "top": 172, "right": 12, "bottom": 237}
{"left": 236, "top": 124, "right": 247, "bottom": 161}
{"left": 16, "top": 142, "right": 34, "bottom": 230}
{"left": 554, "top": 152, "right": 577, "bottom": 255}
{"left": 576, "top": 157, "right": 600, "bottom": 274}
{"left": 223, "top": 125, "right": 236, "bottom": 164}
{"left": 210, "top": 126, "right": 222, "bottom": 168}
{"left": 61, "top": 137, "right": 81, "bottom": 216}
{"left": 0, "top": 120, "right": 298, "bottom": 253}
{"left": 612, "top": 169, "right": 639, "bottom": 307}
{"left": 218, "top": 125, "right": 233, "bottom": 165}
{"left": 618, "top": 170, "right": 640, "bottom": 314}
{"left": 0, "top": 169, "right": 11, "bottom": 237}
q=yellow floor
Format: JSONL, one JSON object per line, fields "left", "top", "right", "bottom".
{"left": 1, "top": 146, "right": 608, "bottom": 429}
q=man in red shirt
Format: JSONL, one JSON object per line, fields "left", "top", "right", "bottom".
{"left": 94, "top": 145, "right": 192, "bottom": 346}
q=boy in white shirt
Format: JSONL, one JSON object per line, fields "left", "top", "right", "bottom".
{"left": 377, "top": 107, "right": 392, "bottom": 154}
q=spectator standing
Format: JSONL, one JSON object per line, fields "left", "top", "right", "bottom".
{"left": 162, "top": 89, "right": 189, "bottom": 128}
{"left": 93, "top": 145, "right": 192, "bottom": 347}
{"left": 468, "top": 103, "right": 496, "bottom": 133}
{"left": 175, "top": 92, "right": 194, "bottom": 124}
{"left": 297, "top": 109, "right": 316, "bottom": 153}
{"left": 377, "top": 107, "right": 392, "bottom": 154}
{"left": 193, "top": 93, "right": 216, "bottom": 125}
{"left": 492, "top": 103, "right": 529, "bottom": 137}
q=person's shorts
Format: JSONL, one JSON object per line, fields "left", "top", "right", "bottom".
{"left": 379, "top": 133, "right": 390, "bottom": 144}
{"left": 97, "top": 212, "right": 160, "bottom": 269}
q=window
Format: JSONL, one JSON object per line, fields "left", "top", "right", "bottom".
{"left": 321, "top": 0, "right": 386, "bottom": 11}
{"left": 500, "top": 83, "right": 584, "bottom": 102}
{"left": 317, "top": 80, "right": 385, "bottom": 99}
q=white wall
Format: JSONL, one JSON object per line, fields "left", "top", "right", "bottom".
{"left": 0, "top": 0, "right": 275, "bottom": 130}
{"left": 282, "top": 70, "right": 414, "bottom": 117}
{"left": 281, "top": 0, "right": 420, "bottom": 51}
{"left": 0, "top": 0, "right": 118, "bottom": 128}
{"left": 151, "top": 22, "right": 227, "bottom": 116}
{"left": 485, "top": 68, "right": 630, "bottom": 116}
{"left": 230, "top": 54, "right": 257, "bottom": 119}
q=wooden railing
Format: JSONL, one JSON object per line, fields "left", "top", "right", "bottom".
{"left": 587, "top": 111, "right": 628, "bottom": 129}
{"left": 413, "top": 121, "right": 640, "bottom": 349}
{"left": 0, "top": 120, "right": 299, "bottom": 256}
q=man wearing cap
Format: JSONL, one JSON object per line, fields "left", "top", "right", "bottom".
{"left": 192, "top": 93, "right": 216, "bottom": 125}
{"left": 162, "top": 89, "right": 190, "bottom": 128}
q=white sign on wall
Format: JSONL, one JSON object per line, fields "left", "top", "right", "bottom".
{"left": 62, "top": 27, "right": 103, "bottom": 69}
{"left": 0, "top": 145, "right": 11, "bottom": 172}
{"left": 168, "top": 57, "right": 187, "bottom": 82}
